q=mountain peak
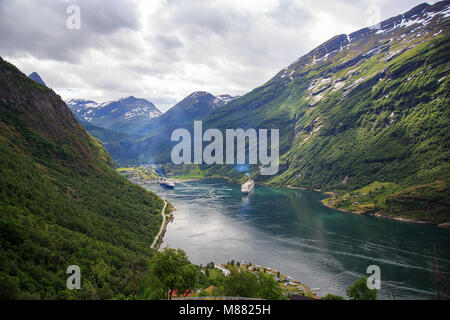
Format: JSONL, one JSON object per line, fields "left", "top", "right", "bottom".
{"left": 66, "top": 96, "right": 162, "bottom": 128}
{"left": 120, "top": 96, "right": 138, "bottom": 101}
{"left": 188, "top": 91, "right": 215, "bottom": 98}
{"left": 28, "top": 72, "right": 46, "bottom": 87}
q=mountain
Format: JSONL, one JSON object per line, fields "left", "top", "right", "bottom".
{"left": 68, "top": 91, "right": 237, "bottom": 165}
{"left": 198, "top": 1, "right": 450, "bottom": 224}
{"left": 0, "top": 57, "right": 164, "bottom": 299}
{"left": 78, "top": 121, "right": 140, "bottom": 167}
{"left": 120, "top": 91, "right": 239, "bottom": 163}
{"left": 146, "top": 91, "right": 238, "bottom": 133}
{"left": 27, "top": 72, "right": 46, "bottom": 86}
{"left": 66, "top": 96, "right": 162, "bottom": 134}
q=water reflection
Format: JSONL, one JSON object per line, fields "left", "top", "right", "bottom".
{"left": 144, "top": 179, "right": 450, "bottom": 299}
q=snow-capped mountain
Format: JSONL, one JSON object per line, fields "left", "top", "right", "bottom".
{"left": 66, "top": 96, "right": 162, "bottom": 130}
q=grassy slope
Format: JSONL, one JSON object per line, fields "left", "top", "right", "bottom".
{"left": 200, "top": 6, "right": 450, "bottom": 224}
{"left": 0, "top": 58, "right": 163, "bottom": 299}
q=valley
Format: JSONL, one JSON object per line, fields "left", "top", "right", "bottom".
{"left": 1, "top": 0, "right": 449, "bottom": 302}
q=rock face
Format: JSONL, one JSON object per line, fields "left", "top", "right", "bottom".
{"left": 27, "top": 72, "right": 46, "bottom": 87}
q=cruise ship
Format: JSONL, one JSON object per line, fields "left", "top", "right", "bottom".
{"left": 159, "top": 179, "right": 175, "bottom": 189}
{"left": 241, "top": 179, "right": 255, "bottom": 194}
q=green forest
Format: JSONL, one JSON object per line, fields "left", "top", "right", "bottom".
{"left": 0, "top": 57, "right": 164, "bottom": 299}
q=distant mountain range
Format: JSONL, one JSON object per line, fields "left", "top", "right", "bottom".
{"left": 66, "top": 91, "right": 238, "bottom": 164}
{"left": 66, "top": 96, "right": 162, "bottom": 132}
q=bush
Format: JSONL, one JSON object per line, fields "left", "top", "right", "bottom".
{"left": 322, "top": 294, "right": 345, "bottom": 300}
{"left": 346, "top": 277, "right": 377, "bottom": 300}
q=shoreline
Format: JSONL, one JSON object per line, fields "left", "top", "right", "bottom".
{"left": 211, "top": 263, "right": 318, "bottom": 298}
{"left": 151, "top": 200, "right": 176, "bottom": 251}
{"left": 128, "top": 170, "right": 448, "bottom": 228}
{"left": 132, "top": 177, "right": 318, "bottom": 297}
{"left": 256, "top": 181, "right": 448, "bottom": 228}
{"left": 151, "top": 200, "right": 168, "bottom": 250}
{"left": 320, "top": 198, "right": 449, "bottom": 228}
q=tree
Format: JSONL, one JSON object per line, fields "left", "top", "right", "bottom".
{"left": 150, "top": 248, "right": 198, "bottom": 300}
{"left": 0, "top": 274, "right": 20, "bottom": 300}
{"left": 346, "top": 276, "right": 377, "bottom": 300}
{"left": 322, "top": 294, "right": 345, "bottom": 300}
{"left": 257, "top": 274, "right": 284, "bottom": 300}
{"left": 224, "top": 269, "right": 258, "bottom": 298}
{"left": 137, "top": 272, "right": 165, "bottom": 300}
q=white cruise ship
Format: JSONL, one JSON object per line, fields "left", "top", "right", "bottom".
{"left": 241, "top": 179, "right": 255, "bottom": 194}
{"left": 159, "top": 179, "right": 175, "bottom": 189}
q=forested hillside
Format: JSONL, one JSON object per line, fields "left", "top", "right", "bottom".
{"left": 0, "top": 57, "right": 164, "bottom": 299}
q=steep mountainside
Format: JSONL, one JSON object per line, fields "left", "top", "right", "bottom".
{"left": 66, "top": 96, "right": 162, "bottom": 134}
{"left": 201, "top": 1, "right": 450, "bottom": 224}
{"left": 27, "top": 72, "right": 46, "bottom": 87}
{"left": 0, "top": 57, "right": 164, "bottom": 299}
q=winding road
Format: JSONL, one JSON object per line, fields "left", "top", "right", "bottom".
{"left": 151, "top": 200, "right": 167, "bottom": 250}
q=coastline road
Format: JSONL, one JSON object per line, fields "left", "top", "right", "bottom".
{"left": 151, "top": 200, "right": 167, "bottom": 250}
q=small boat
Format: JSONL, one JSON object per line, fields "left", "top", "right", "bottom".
{"left": 159, "top": 179, "right": 175, "bottom": 189}
{"left": 241, "top": 179, "right": 254, "bottom": 194}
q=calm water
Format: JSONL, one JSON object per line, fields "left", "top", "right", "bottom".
{"left": 144, "top": 179, "right": 450, "bottom": 299}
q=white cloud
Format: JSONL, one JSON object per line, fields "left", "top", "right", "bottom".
{"left": 0, "top": 0, "right": 436, "bottom": 112}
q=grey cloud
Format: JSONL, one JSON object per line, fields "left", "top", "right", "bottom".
{"left": 0, "top": 0, "right": 139, "bottom": 62}
{"left": 1, "top": 0, "right": 435, "bottom": 113}
{"left": 156, "top": 34, "right": 184, "bottom": 50}
{"left": 163, "top": 0, "right": 249, "bottom": 36}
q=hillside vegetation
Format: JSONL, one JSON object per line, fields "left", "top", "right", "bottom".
{"left": 0, "top": 57, "right": 164, "bottom": 299}
{"left": 201, "top": 2, "right": 450, "bottom": 224}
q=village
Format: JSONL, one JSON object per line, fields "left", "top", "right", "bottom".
{"left": 194, "top": 260, "right": 318, "bottom": 299}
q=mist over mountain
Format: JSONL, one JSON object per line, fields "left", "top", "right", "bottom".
{"left": 67, "top": 91, "right": 238, "bottom": 164}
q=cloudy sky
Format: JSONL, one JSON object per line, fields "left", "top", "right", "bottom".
{"left": 0, "top": 0, "right": 437, "bottom": 112}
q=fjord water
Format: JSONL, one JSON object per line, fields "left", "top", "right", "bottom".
{"left": 145, "top": 179, "right": 449, "bottom": 299}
